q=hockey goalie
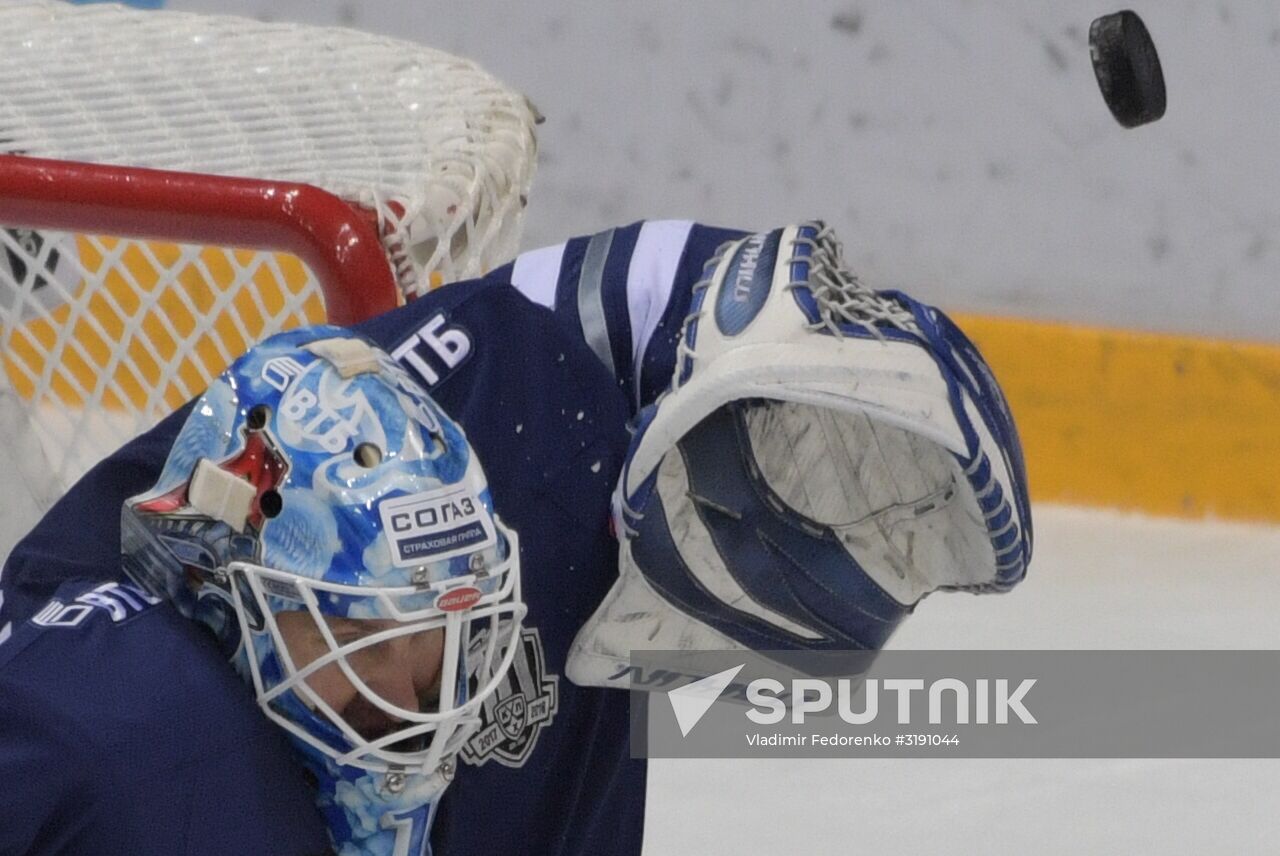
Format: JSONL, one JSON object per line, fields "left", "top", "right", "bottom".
{"left": 0, "top": 220, "right": 1030, "bottom": 855}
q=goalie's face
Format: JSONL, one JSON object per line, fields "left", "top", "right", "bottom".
{"left": 232, "top": 544, "right": 525, "bottom": 776}
{"left": 274, "top": 611, "right": 446, "bottom": 741}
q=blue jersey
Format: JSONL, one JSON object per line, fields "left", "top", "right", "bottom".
{"left": 0, "top": 221, "right": 741, "bottom": 856}
{"left": 0, "top": 579, "right": 332, "bottom": 855}
{"left": 488, "top": 219, "right": 745, "bottom": 414}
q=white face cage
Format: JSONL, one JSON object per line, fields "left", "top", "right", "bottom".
{"left": 229, "top": 523, "right": 525, "bottom": 776}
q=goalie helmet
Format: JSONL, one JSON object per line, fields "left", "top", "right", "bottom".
{"left": 122, "top": 325, "right": 525, "bottom": 853}
{"left": 568, "top": 222, "right": 1031, "bottom": 686}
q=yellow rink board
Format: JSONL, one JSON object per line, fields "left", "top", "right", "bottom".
{"left": 1, "top": 240, "right": 445, "bottom": 417}
{"left": 2, "top": 239, "right": 324, "bottom": 414}
{"left": 954, "top": 313, "right": 1280, "bottom": 523}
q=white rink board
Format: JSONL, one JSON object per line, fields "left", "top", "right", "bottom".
{"left": 644, "top": 506, "right": 1280, "bottom": 855}
{"left": 171, "top": 0, "right": 1280, "bottom": 343}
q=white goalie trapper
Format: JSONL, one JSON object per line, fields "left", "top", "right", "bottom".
{"left": 229, "top": 522, "right": 525, "bottom": 775}
{"left": 618, "top": 221, "right": 1028, "bottom": 593}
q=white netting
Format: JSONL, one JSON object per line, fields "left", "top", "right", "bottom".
{"left": 0, "top": 0, "right": 538, "bottom": 292}
{"left": 0, "top": 1, "right": 539, "bottom": 555}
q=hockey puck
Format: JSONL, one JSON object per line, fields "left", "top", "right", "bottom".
{"left": 1089, "top": 10, "right": 1166, "bottom": 128}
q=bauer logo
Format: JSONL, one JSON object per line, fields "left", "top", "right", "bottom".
{"left": 714, "top": 229, "right": 781, "bottom": 336}
{"left": 378, "top": 487, "right": 496, "bottom": 567}
{"left": 436, "top": 586, "right": 482, "bottom": 612}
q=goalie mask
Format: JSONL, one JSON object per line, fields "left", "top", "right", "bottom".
{"left": 568, "top": 222, "right": 1031, "bottom": 687}
{"left": 122, "top": 326, "right": 525, "bottom": 853}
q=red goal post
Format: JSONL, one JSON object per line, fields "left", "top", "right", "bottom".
{"left": 0, "top": 154, "right": 402, "bottom": 326}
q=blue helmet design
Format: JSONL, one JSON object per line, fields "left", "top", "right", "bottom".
{"left": 122, "top": 326, "right": 525, "bottom": 855}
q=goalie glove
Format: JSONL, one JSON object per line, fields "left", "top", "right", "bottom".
{"left": 567, "top": 222, "right": 1031, "bottom": 689}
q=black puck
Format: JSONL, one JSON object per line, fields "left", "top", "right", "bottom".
{"left": 1089, "top": 10, "right": 1166, "bottom": 128}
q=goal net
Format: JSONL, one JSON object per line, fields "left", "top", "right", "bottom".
{"left": 0, "top": 1, "right": 538, "bottom": 555}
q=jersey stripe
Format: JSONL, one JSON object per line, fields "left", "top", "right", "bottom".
{"left": 625, "top": 220, "right": 694, "bottom": 408}
{"left": 508, "top": 241, "right": 566, "bottom": 309}
{"left": 552, "top": 236, "right": 592, "bottom": 347}
{"left": 497, "top": 219, "right": 746, "bottom": 412}
{"left": 575, "top": 229, "right": 617, "bottom": 377}
{"left": 597, "top": 223, "right": 640, "bottom": 404}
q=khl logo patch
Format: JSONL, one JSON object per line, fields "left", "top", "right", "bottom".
{"left": 461, "top": 627, "right": 559, "bottom": 768}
